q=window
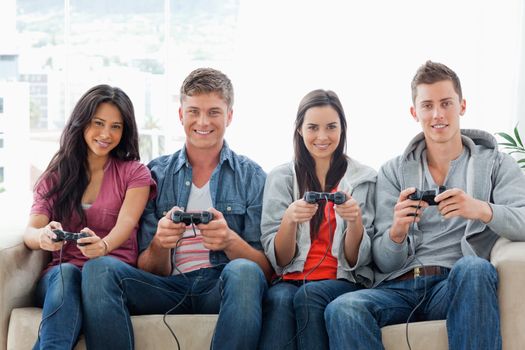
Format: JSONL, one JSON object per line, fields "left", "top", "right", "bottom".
{"left": 2, "top": 0, "right": 523, "bottom": 226}
{"left": 0, "top": 55, "right": 16, "bottom": 62}
{"left": 0, "top": 167, "right": 4, "bottom": 184}
{"left": 0, "top": 132, "right": 4, "bottom": 148}
{"left": 0, "top": 97, "right": 3, "bottom": 114}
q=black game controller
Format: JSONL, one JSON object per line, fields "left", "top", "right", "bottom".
{"left": 408, "top": 186, "right": 447, "bottom": 206}
{"left": 303, "top": 191, "right": 347, "bottom": 205}
{"left": 171, "top": 211, "right": 214, "bottom": 225}
{"left": 52, "top": 229, "right": 90, "bottom": 246}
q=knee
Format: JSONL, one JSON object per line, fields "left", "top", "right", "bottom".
{"left": 221, "top": 259, "right": 267, "bottom": 301}
{"left": 266, "top": 285, "right": 295, "bottom": 309}
{"left": 293, "top": 283, "right": 323, "bottom": 307}
{"left": 222, "top": 258, "right": 265, "bottom": 286}
{"left": 325, "top": 294, "right": 365, "bottom": 325}
{"left": 82, "top": 256, "right": 124, "bottom": 291}
{"left": 83, "top": 256, "right": 122, "bottom": 276}
{"left": 451, "top": 256, "right": 497, "bottom": 283}
{"left": 57, "top": 263, "right": 82, "bottom": 283}
{"left": 46, "top": 263, "right": 82, "bottom": 295}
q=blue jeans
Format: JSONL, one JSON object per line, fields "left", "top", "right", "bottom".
{"left": 81, "top": 256, "right": 267, "bottom": 350}
{"left": 325, "top": 256, "right": 501, "bottom": 350}
{"left": 33, "top": 263, "right": 83, "bottom": 350}
{"left": 259, "top": 279, "right": 361, "bottom": 350}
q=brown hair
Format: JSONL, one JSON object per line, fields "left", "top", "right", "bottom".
{"left": 37, "top": 84, "right": 139, "bottom": 225}
{"left": 411, "top": 60, "right": 462, "bottom": 103}
{"left": 293, "top": 89, "right": 348, "bottom": 239}
{"left": 180, "top": 68, "right": 234, "bottom": 109}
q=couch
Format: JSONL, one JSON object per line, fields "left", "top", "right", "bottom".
{"left": 2, "top": 227, "right": 525, "bottom": 350}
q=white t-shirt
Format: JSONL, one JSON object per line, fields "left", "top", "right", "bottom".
{"left": 172, "top": 181, "right": 213, "bottom": 275}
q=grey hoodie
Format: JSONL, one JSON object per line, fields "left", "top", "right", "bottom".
{"left": 373, "top": 129, "right": 525, "bottom": 285}
{"left": 261, "top": 158, "right": 377, "bottom": 287}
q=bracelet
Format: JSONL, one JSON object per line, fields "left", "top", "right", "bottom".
{"left": 102, "top": 239, "right": 110, "bottom": 255}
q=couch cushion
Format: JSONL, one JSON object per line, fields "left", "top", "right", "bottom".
{"left": 8, "top": 308, "right": 218, "bottom": 350}
{"left": 9, "top": 307, "right": 448, "bottom": 350}
{"left": 382, "top": 320, "right": 448, "bottom": 350}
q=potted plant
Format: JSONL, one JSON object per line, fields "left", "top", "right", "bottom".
{"left": 496, "top": 124, "right": 525, "bottom": 169}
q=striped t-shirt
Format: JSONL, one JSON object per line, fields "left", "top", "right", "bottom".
{"left": 172, "top": 181, "right": 213, "bottom": 275}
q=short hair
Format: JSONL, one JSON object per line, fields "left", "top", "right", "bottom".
{"left": 411, "top": 60, "right": 462, "bottom": 104}
{"left": 180, "top": 68, "right": 234, "bottom": 109}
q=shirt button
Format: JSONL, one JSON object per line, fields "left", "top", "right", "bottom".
{"left": 226, "top": 206, "right": 232, "bottom": 211}
{"left": 185, "top": 181, "right": 191, "bottom": 186}
{"left": 162, "top": 211, "right": 167, "bottom": 215}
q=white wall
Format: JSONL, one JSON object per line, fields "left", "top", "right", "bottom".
{"left": 226, "top": 0, "right": 523, "bottom": 171}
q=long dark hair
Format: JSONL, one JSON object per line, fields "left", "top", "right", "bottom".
{"left": 293, "top": 89, "right": 348, "bottom": 238}
{"left": 36, "top": 84, "right": 140, "bottom": 225}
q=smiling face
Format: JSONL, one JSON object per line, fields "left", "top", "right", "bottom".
{"left": 83, "top": 102, "right": 123, "bottom": 160}
{"left": 179, "top": 92, "right": 232, "bottom": 153}
{"left": 410, "top": 79, "right": 466, "bottom": 147}
{"left": 299, "top": 105, "right": 341, "bottom": 164}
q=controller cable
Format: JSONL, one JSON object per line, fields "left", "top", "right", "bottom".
{"left": 285, "top": 193, "right": 335, "bottom": 348}
{"left": 161, "top": 222, "right": 199, "bottom": 350}
{"left": 404, "top": 198, "right": 428, "bottom": 350}
{"left": 36, "top": 242, "right": 66, "bottom": 345}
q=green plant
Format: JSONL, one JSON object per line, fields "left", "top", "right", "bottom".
{"left": 496, "top": 124, "right": 525, "bottom": 169}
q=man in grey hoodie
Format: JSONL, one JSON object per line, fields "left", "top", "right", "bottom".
{"left": 324, "top": 60, "right": 525, "bottom": 350}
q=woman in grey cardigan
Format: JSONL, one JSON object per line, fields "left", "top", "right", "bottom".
{"left": 258, "top": 89, "right": 377, "bottom": 350}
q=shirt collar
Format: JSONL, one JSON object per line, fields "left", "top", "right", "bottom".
{"left": 172, "top": 140, "right": 235, "bottom": 173}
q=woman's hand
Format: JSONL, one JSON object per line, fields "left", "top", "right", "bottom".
{"left": 284, "top": 199, "right": 318, "bottom": 224}
{"left": 77, "top": 227, "right": 109, "bottom": 259}
{"left": 334, "top": 193, "right": 362, "bottom": 224}
{"left": 39, "top": 221, "right": 65, "bottom": 251}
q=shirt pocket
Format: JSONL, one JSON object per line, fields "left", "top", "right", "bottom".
{"left": 215, "top": 201, "right": 245, "bottom": 223}
{"left": 155, "top": 203, "right": 175, "bottom": 221}
{"left": 215, "top": 201, "right": 252, "bottom": 240}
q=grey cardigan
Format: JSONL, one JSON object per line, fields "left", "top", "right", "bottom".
{"left": 373, "top": 129, "right": 525, "bottom": 285}
{"left": 260, "top": 158, "right": 377, "bottom": 287}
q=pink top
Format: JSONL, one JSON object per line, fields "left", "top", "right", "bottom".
{"left": 31, "top": 158, "right": 156, "bottom": 270}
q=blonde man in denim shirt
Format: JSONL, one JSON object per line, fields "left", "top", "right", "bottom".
{"left": 82, "top": 68, "right": 272, "bottom": 350}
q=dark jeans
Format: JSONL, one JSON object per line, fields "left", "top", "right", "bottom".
{"left": 259, "top": 278, "right": 361, "bottom": 350}
{"left": 325, "top": 256, "right": 501, "bottom": 350}
{"left": 82, "top": 256, "right": 267, "bottom": 350}
{"left": 33, "top": 263, "right": 83, "bottom": 350}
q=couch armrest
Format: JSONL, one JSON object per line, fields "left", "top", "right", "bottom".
{"left": 0, "top": 229, "right": 48, "bottom": 350}
{"left": 490, "top": 237, "right": 525, "bottom": 350}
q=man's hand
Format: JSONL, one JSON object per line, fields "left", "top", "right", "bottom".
{"left": 390, "top": 187, "right": 429, "bottom": 243}
{"left": 39, "top": 221, "right": 65, "bottom": 251}
{"left": 284, "top": 198, "right": 318, "bottom": 224}
{"left": 151, "top": 206, "right": 186, "bottom": 249}
{"left": 435, "top": 188, "right": 493, "bottom": 223}
{"left": 200, "top": 208, "right": 238, "bottom": 251}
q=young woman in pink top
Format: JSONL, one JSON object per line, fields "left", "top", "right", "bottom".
{"left": 23, "top": 85, "right": 156, "bottom": 349}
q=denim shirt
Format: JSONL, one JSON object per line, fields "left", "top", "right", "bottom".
{"left": 138, "top": 141, "right": 266, "bottom": 267}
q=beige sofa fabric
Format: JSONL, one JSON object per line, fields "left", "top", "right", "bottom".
{"left": 2, "top": 229, "right": 525, "bottom": 350}
{"left": 8, "top": 309, "right": 217, "bottom": 350}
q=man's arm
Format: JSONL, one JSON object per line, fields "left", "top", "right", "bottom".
{"left": 200, "top": 208, "right": 273, "bottom": 280}
{"left": 372, "top": 162, "right": 428, "bottom": 273}
{"left": 137, "top": 205, "right": 186, "bottom": 276}
{"left": 434, "top": 153, "right": 525, "bottom": 239}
